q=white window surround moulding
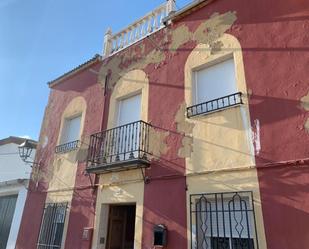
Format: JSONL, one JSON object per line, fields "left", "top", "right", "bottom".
{"left": 102, "top": 0, "right": 176, "bottom": 58}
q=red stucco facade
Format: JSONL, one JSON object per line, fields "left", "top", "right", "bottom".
{"left": 16, "top": 0, "right": 309, "bottom": 249}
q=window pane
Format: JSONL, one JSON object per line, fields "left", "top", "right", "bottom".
{"left": 118, "top": 94, "right": 141, "bottom": 126}
{"left": 61, "top": 115, "right": 81, "bottom": 144}
{"left": 195, "top": 59, "right": 237, "bottom": 104}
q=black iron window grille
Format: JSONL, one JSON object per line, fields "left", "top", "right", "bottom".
{"left": 37, "top": 203, "right": 68, "bottom": 249}
{"left": 55, "top": 140, "right": 80, "bottom": 154}
{"left": 87, "top": 120, "right": 151, "bottom": 168}
{"left": 187, "top": 92, "right": 243, "bottom": 118}
{"left": 190, "top": 191, "right": 259, "bottom": 249}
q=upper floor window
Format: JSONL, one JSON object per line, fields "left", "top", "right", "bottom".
{"left": 187, "top": 58, "right": 242, "bottom": 118}
{"left": 55, "top": 115, "right": 81, "bottom": 153}
{"left": 60, "top": 115, "right": 81, "bottom": 144}
{"left": 117, "top": 94, "right": 141, "bottom": 126}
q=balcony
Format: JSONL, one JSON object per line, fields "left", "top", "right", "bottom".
{"left": 102, "top": 0, "right": 176, "bottom": 57}
{"left": 187, "top": 92, "right": 243, "bottom": 118}
{"left": 86, "top": 121, "right": 151, "bottom": 173}
{"left": 55, "top": 140, "right": 80, "bottom": 154}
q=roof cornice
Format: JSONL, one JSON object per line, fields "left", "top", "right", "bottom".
{"left": 48, "top": 54, "right": 102, "bottom": 88}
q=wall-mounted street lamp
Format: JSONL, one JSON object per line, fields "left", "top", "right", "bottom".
{"left": 18, "top": 139, "right": 38, "bottom": 166}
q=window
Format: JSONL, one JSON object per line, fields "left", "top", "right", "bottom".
{"left": 56, "top": 115, "right": 81, "bottom": 153}
{"left": 37, "top": 203, "right": 67, "bottom": 249}
{"left": 117, "top": 94, "right": 141, "bottom": 126}
{"left": 60, "top": 115, "right": 81, "bottom": 144}
{"left": 190, "top": 192, "right": 258, "bottom": 249}
{"left": 187, "top": 58, "right": 242, "bottom": 118}
{"left": 0, "top": 195, "right": 18, "bottom": 249}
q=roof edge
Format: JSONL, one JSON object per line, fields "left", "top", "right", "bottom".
{"left": 48, "top": 54, "right": 102, "bottom": 88}
{"left": 0, "top": 136, "right": 37, "bottom": 147}
{"left": 167, "top": 0, "right": 214, "bottom": 23}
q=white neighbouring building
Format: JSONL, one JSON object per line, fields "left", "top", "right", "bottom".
{"left": 0, "top": 136, "right": 37, "bottom": 249}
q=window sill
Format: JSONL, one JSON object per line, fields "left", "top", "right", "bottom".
{"left": 187, "top": 92, "right": 243, "bottom": 118}
{"left": 55, "top": 140, "right": 80, "bottom": 154}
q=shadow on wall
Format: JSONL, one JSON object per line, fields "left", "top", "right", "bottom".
{"left": 257, "top": 165, "right": 309, "bottom": 249}
{"left": 64, "top": 188, "right": 96, "bottom": 249}
{"left": 142, "top": 177, "right": 187, "bottom": 249}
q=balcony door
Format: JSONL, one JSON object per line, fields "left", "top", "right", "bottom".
{"left": 116, "top": 94, "right": 141, "bottom": 161}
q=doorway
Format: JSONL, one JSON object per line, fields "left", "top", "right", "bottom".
{"left": 106, "top": 204, "right": 136, "bottom": 249}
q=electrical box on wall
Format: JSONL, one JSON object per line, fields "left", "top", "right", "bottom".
{"left": 82, "top": 227, "right": 93, "bottom": 241}
{"left": 153, "top": 224, "right": 167, "bottom": 247}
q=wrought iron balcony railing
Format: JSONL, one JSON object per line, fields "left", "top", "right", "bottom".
{"left": 187, "top": 92, "right": 243, "bottom": 118}
{"left": 87, "top": 120, "right": 151, "bottom": 173}
{"left": 55, "top": 140, "right": 80, "bottom": 154}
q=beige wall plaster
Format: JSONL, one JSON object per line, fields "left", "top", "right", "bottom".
{"left": 92, "top": 170, "right": 144, "bottom": 249}
{"left": 305, "top": 118, "right": 309, "bottom": 133}
{"left": 184, "top": 34, "right": 255, "bottom": 173}
{"left": 300, "top": 91, "right": 309, "bottom": 111}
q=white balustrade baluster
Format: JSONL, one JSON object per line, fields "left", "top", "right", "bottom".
{"left": 153, "top": 12, "right": 158, "bottom": 30}
{"left": 126, "top": 29, "right": 130, "bottom": 46}
{"left": 120, "top": 33, "right": 124, "bottom": 48}
{"left": 135, "top": 24, "right": 140, "bottom": 40}
{"left": 147, "top": 15, "right": 153, "bottom": 33}
{"left": 142, "top": 20, "right": 146, "bottom": 36}
{"left": 130, "top": 27, "right": 135, "bottom": 43}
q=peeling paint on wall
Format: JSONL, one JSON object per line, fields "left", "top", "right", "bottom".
{"left": 148, "top": 127, "right": 169, "bottom": 158}
{"left": 169, "top": 11, "right": 237, "bottom": 52}
{"left": 252, "top": 119, "right": 261, "bottom": 155}
{"left": 305, "top": 118, "right": 309, "bottom": 133}
{"left": 98, "top": 11, "right": 237, "bottom": 91}
{"left": 175, "top": 103, "right": 195, "bottom": 158}
{"left": 300, "top": 91, "right": 309, "bottom": 111}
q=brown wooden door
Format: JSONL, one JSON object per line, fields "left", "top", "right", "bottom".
{"left": 106, "top": 205, "right": 135, "bottom": 249}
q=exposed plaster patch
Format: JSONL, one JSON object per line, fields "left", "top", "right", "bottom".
{"left": 252, "top": 119, "right": 261, "bottom": 155}
{"left": 99, "top": 46, "right": 166, "bottom": 90}
{"left": 175, "top": 103, "right": 195, "bottom": 158}
{"left": 178, "top": 136, "right": 193, "bottom": 158}
{"left": 148, "top": 127, "right": 169, "bottom": 158}
{"left": 210, "top": 41, "right": 224, "bottom": 54}
{"left": 169, "top": 11, "right": 237, "bottom": 52}
{"left": 169, "top": 25, "right": 192, "bottom": 52}
{"left": 300, "top": 91, "right": 309, "bottom": 111}
{"left": 305, "top": 118, "right": 309, "bottom": 133}
{"left": 175, "top": 103, "right": 194, "bottom": 134}
{"left": 42, "top": 136, "right": 48, "bottom": 148}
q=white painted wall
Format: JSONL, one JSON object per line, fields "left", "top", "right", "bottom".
{"left": 0, "top": 140, "right": 36, "bottom": 249}
{"left": 0, "top": 142, "right": 33, "bottom": 182}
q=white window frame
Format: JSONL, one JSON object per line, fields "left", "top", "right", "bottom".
{"left": 116, "top": 92, "right": 142, "bottom": 127}
{"left": 192, "top": 54, "right": 237, "bottom": 106}
{"left": 60, "top": 114, "right": 82, "bottom": 145}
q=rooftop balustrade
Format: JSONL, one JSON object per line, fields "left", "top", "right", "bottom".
{"left": 103, "top": 0, "right": 176, "bottom": 57}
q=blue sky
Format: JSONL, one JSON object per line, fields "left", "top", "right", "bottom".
{"left": 0, "top": 0, "right": 192, "bottom": 141}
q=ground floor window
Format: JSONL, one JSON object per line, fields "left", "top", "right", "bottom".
{"left": 0, "top": 195, "right": 18, "bottom": 249}
{"left": 190, "top": 191, "right": 258, "bottom": 249}
{"left": 37, "top": 203, "right": 68, "bottom": 249}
